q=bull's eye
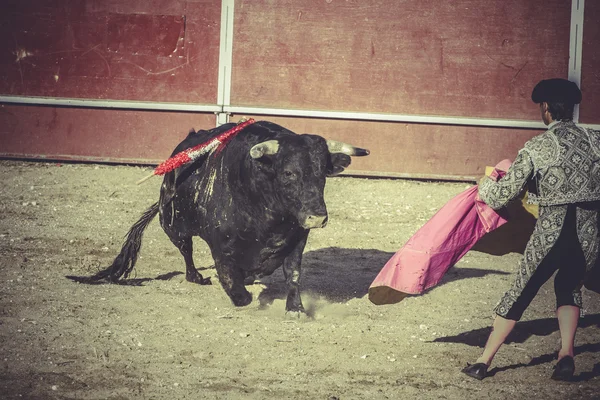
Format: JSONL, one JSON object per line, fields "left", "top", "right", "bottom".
{"left": 283, "top": 170, "right": 296, "bottom": 180}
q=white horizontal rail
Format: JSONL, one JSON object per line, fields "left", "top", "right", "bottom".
{"left": 224, "top": 106, "right": 548, "bottom": 129}
{"left": 0, "top": 95, "right": 222, "bottom": 113}
{"left": 2, "top": 95, "right": 599, "bottom": 130}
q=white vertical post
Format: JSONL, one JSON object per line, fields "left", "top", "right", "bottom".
{"left": 216, "top": 0, "right": 235, "bottom": 126}
{"left": 569, "top": 0, "right": 585, "bottom": 122}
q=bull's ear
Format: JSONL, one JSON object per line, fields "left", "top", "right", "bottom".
{"left": 250, "top": 140, "right": 280, "bottom": 159}
{"left": 327, "top": 153, "right": 352, "bottom": 176}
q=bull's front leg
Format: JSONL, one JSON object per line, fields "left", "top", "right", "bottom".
{"left": 282, "top": 232, "right": 309, "bottom": 316}
{"left": 215, "top": 257, "right": 253, "bottom": 307}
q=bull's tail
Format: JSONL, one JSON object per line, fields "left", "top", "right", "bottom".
{"left": 88, "top": 202, "right": 160, "bottom": 282}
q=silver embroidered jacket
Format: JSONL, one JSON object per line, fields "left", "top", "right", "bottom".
{"left": 478, "top": 121, "right": 600, "bottom": 318}
{"left": 480, "top": 121, "right": 600, "bottom": 208}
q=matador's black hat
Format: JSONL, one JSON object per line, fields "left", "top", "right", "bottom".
{"left": 531, "top": 78, "right": 582, "bottom": 104}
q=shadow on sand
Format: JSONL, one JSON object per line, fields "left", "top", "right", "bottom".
{"left": 433, "top": 313, "right": 600, "bottom": 381}
{"left": 66, "top": 270, "right": 187, "bottom": 286}
{"left": 433, "top": 313, "right": 600, "bottom": 347}
{"left": 251, "top": 247, "right": 509, "bottom": 305}
{"left": 67, "top": 247, "right": 509, "bottom": 305}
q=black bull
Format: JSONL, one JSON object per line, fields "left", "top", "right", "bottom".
{"left": 79, "top": 121, "right": 369, "bottom": 314}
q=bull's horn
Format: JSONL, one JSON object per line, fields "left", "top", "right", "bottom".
{"left": 326, "top": 140, "right": 370, "bottom": 156}
{"left": 250, "top": 140, "right": 280, "bottom": 158}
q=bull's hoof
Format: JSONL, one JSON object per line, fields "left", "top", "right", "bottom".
{"left": 200, "top": 277, "right": 212, "bottom": 285}
{"left": 186, "top": 273, "right": 212, "bottom": 285}
{"left": 284, "top": 310, "right": 308, "bottom": 320}
{"left": 285, "top": 298, "right": 305, "bottom": 316}
{"left": 231, "top": 291, "right": 252, "bottom": 307}
{"left": 285, "top": 302, "right": 307, "bottom": 319}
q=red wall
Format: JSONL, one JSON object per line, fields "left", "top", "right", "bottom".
{"left": 1, "top": 1, "right": 598, "bottom": 179}
{"left": 232, "top": 0, "right": 570, "bottom": 120}
{"left": 580, "top": 0, "right": 600, "bottom": 124}
{"left": 0, "top": 105, "right": 216, "bottom": 163}
{"left": 0, "top": 0, "right": 220, "bottom": 103}
{"left": 229, "top": 114, "right": 538, "bottom": 179}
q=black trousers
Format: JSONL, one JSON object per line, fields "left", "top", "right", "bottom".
{"left": 505, "top": 205, "right": 586, "bottom": 321}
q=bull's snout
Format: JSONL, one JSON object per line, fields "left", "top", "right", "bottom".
{"left": 302, "top": 214, "right": 328, "bottom": 229}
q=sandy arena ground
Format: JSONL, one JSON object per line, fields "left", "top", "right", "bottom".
{"left": 0, "top": 160, "right": 598, "bottom": 399}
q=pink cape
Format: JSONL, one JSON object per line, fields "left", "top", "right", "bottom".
{"left": 368, "top": 160, "right": 511, "bottom": 305}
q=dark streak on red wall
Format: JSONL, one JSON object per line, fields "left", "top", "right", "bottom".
{"left": 0, "top": 0, "right": 221, "bottom": 103}
{"left": 580, "top": 0, "right": 600, "bottom": 124}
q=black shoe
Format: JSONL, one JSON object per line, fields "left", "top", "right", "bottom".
{"left": 551, "top": 356, "right": 575, "bottom": 381}
{"left": 462, "top": 362, "right": 488, "bottom": 380}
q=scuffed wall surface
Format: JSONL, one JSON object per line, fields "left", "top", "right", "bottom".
{"left": 232, "top": 0, "right": 571, "bottom": 120}
{"left": 0, "top": 0, "right": 220, "bottom": 103}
